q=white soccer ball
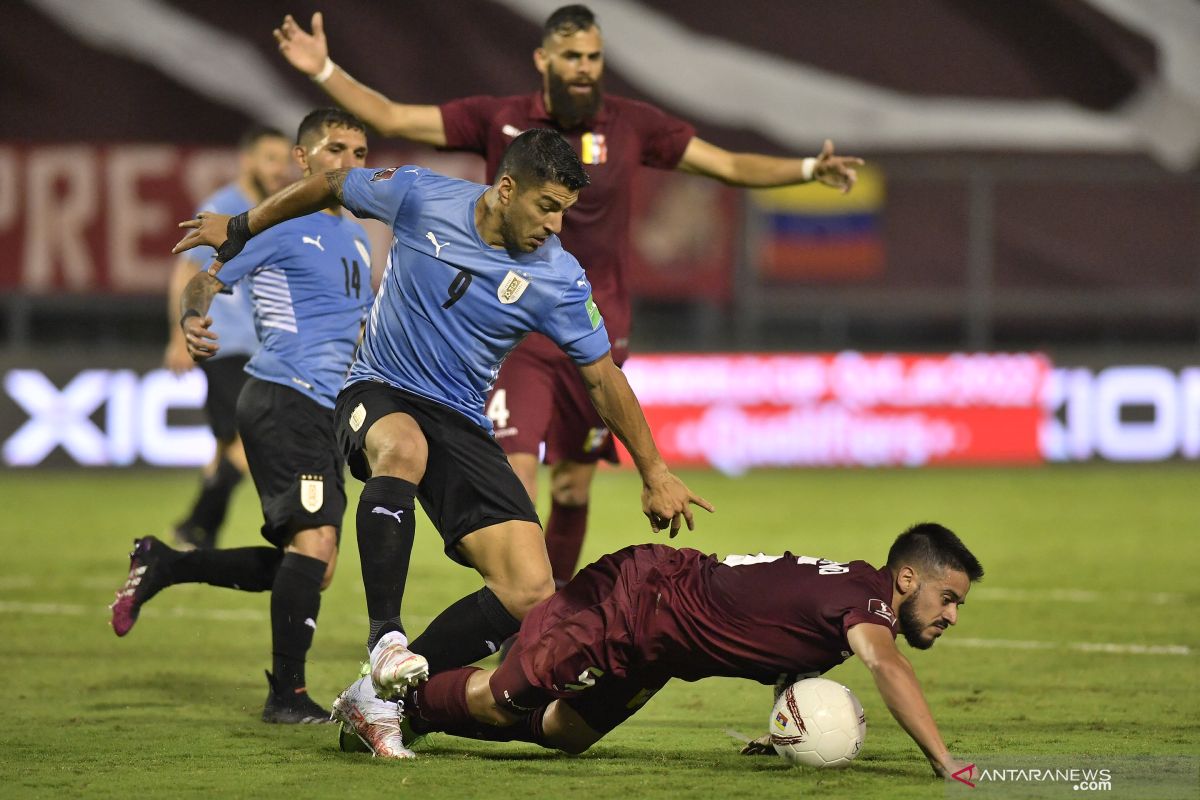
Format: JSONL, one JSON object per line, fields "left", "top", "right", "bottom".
{"left": 769, "top": 678, "right": 866, "bottom": 767}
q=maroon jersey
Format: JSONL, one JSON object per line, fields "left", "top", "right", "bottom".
{"left": 634, "top": 546, "right": 898, "bottom": 685}
{"left": 440, "top": 92, "right": 695, "bottom": 361}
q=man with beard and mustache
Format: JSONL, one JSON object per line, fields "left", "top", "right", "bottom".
{"left": 163, "top": 125, "right": 291, "bottom": 550}
{"left": 274, "top": 4, "right": 864, "bottom": 592}
{"left": 334, "top": 521, "right": 980, "bottom": 778}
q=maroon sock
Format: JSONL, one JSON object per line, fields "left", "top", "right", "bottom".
{"left": 406, "top": 669, "right": 550, "bottom": 747}
{"left": 545, "top": 501, "right": 588, "bottom": 586}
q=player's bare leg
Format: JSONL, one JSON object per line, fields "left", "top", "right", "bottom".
{"left": 507, "top": 452, "right": 539, "bottom": 505}
{"left": 544, "top": 459, "right": 595, "bottom": 585}
{"left": 407, "top": 521, "right": 553, "bottom": 675}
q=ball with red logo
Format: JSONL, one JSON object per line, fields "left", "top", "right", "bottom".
{"left": 769, "top": 678, "right": 866, "bottom": 767}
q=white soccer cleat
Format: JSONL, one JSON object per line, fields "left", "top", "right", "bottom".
{"left": 369, "top": 631, "right": 429, "bottom": 699}
{"left": 331, "top": 676, "right": 415, "bottom": 759}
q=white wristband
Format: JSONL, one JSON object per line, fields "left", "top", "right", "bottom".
{"left": 311, "top": 57, "right": 336, "bottom": 84}
{"left": 801, "top": 157, "right": 817, "bottom": 182}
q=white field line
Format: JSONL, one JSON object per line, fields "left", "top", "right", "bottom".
{"left": 943, "top": 637, "right": 1191, "bottom": 657}
{"left": 0, "top": 600, "right": 1189, "bottom": 656}
{"left": 972, "top": 587, "right": 1186, "bottom": 605}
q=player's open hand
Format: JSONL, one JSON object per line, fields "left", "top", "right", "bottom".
{"left": 274, "top": 12, "right": 329, "bottom": 77}
{"left": 181, "top": 314, "right": 219, "bottom": 363}
{"left": 642, "top": 472, "right": 714, "bottom": 537}
{"left": 812, "top": 139, "right": 864, "bottom": 194}
{"left": 173, "top": 212, "right": 232, "bottom": 255}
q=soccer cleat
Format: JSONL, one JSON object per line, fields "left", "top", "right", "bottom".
{"left": 109, "top": 536, "right": 173, "bottom": 637}
{"left": 261, "top": 671, "right": 334, "bottom": 725}
{"left": 369, "top": 631, "right": 429, "bottom": 699}
{"left": 331, "top": 676, "right": 415, "bottom": 759}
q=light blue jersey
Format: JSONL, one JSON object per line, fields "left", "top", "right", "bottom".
{"left": 340, "top": 166, "right": 610, "bottom": 432}
{"left": 215, "top": 211, "right": 373, "bottom": 408}
{"left": 188, "top": 184, "right": 260, "bottom": 359}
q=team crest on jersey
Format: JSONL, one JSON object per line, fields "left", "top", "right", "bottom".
{"left": 581, "top": 132, "right": 607, "bottom": 164}
{"left": 497, "top": 270, "right": 531, "bottom": 304}
{"left": 370, "top": 167, "right": 398, "bottom": 181}
{"left": 583, "top": 426, "right": 610, "bottom": 453}
{"left": 299, "top": 474, "right": 324, "bottom": 513}
{"left": 869, "top": 598, "right": 897, "bottom": 627}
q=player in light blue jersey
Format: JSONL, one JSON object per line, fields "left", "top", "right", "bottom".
{"left": 173, "top": 129, "right": 713, "bottom": 757}
{"left": 112, "top": 110, "right": 373, "bottom": 726}
{"left": 163, "top": 126, "right": 291, "bottom": 551}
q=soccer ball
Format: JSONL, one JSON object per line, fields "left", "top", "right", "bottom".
{"left": 769, "top": 678, "right": 866, "bottom": 767}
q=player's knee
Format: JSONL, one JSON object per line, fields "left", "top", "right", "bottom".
{"left": 549, "top": 463, "right": 594, "bottom": 507}
{"left": 555, "top": 739, "right": 594, "bottom": 756}
{"left": 496, "top": 577, "right": 555, "bottom": 619}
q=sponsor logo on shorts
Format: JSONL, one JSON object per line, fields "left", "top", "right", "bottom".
{"left": 583, "top": 426, "right": 610, "bottom": 453}
{"left": 300, "top": 474, "right": 324, "bottom": 513}
{"left": 349, "top": 403, "right": 367, "bottom": 432}
{"left": 497, "top": 270, "right": 531, "bottom": 304}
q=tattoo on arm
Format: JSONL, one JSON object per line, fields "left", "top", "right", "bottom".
{"left": 179, "top": 271, "right": 222, "bottom": 324}
{"left": 325, "top": 168, "right": 351, "bottom": 204}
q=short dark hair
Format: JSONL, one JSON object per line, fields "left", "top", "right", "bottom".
{"left": 887, "top": 522, "right": 984, "bottom": 582}
{"left": 295, "top": 108, "right": 366, "bottom": 146}
{"left": 497, "top": 129, "right": 590, "bottom": 192}
{"left": 237, "top": 125, "right": 287, "bottom": 152}
{"left": 543, "top": 4, "right": 597, "bottom": 39}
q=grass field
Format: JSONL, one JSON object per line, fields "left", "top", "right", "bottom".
{"left": 1, "top": 465, "right": 1197, "bottom": 799}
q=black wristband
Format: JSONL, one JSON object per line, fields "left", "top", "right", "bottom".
{"left": 178, "top": 309, "right": 202, "bottom": 331}
{"left": 215, "top": 211, "right": 252, "bottom": 263}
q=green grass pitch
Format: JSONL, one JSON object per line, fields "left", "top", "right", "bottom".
{"left": 1, "top": 465, "right": 1197, "bottom": 799}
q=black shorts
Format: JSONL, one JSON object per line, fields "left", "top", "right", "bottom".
{"left": 200, "top": 355, "right": 250, "bottom": 442}
{"left": 335, "top": 380, "right": 540, "bottom": 567}
{"left": 237, "top": 377, "right": 346, "bottom": 548}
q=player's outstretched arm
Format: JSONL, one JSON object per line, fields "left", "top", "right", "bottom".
{"left": 178, "top": 270, "right": 224, "bottom": 363}
{"left": 847, "top": 623, "right": 968, "bottom": 779}
{"left": 678, "top": 137, "right": 863, "bottom": 193}
{"left": 577, "top": 354, "right": 715, "bottom": 536}
{"left": 273, "top": 12, "right": 447, "bottom": 146}
{"left": 173, "top": 170, "right": 348, "bottom": 262}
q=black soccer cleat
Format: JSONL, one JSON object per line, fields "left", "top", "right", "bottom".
{"left": 262, "top": 671, "right": 335, "bottom": 725}
{"left": 109, "top": 536, "right": 174, "bottom": 637}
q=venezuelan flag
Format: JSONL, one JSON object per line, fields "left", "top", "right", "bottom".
{"left": 751, "top": 164, "right": 885, "bottom": 281}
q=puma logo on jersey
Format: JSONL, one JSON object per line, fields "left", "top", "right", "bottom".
{"left": 426, "top": 232, "right": 448, "bottom": 257}
{"left": 502, "top": 124, "right": 525, "bottom": 138}
{"left": 404, "top": 168, "right": 420, "bottom": 174}
{"left": 371, "top": 506, "right": 405, "bottom": 523}
{"left": 301, "top": 235, "right": 324, "bottom": 251}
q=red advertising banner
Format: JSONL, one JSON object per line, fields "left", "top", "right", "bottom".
{"left": 619, "top": 353, "right": 1050, "bottom": 472}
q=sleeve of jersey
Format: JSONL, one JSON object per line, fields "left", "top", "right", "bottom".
{"left": 840, "top": 587, "right": 899, "bottom": 638}
{"left": 439, "top": 96, "right": 500, "bottom": 153}
{"left": 635, "top": 101, "right": 697, "bottom": 169}
{"left": 213, "top": 231, "right": 277, "bottom": 288}
{"left": 538, "top": 268, "right": 611, "bottom": 365}
{"left": 340, "top": 166, "right": 420, "bottom": 227}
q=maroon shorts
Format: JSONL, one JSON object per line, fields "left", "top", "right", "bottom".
{"left": 488, "top": 545, "right": 670, "bottom": 736}
{"left": 487, "top": 338, "right": 621, "bottom": 465}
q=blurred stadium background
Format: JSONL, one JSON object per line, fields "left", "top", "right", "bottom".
{"left": 3, "top": 0, "right": 1199, "bottom": 471}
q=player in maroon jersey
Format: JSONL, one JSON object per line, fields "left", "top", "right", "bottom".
{"left": 274, "top": 5, "right": 864, "bottom": 588}
{"left": 335, "top": 522, "right": 980, "bottom": 778}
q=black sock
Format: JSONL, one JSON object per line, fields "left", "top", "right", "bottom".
{"left": 410, "top": 587, "right": 521, "bottom": 675}
{"left": 270, "top": 552, "right": 327, "bottom": 694}
{"left": 357, "top": 477, "right": 417, "bottom": 651}
{"left": 165, "top": 547, "right": 282, "bottom": 591}
{"left": 179, "top": 456, "right": 244, "bottom": 546}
